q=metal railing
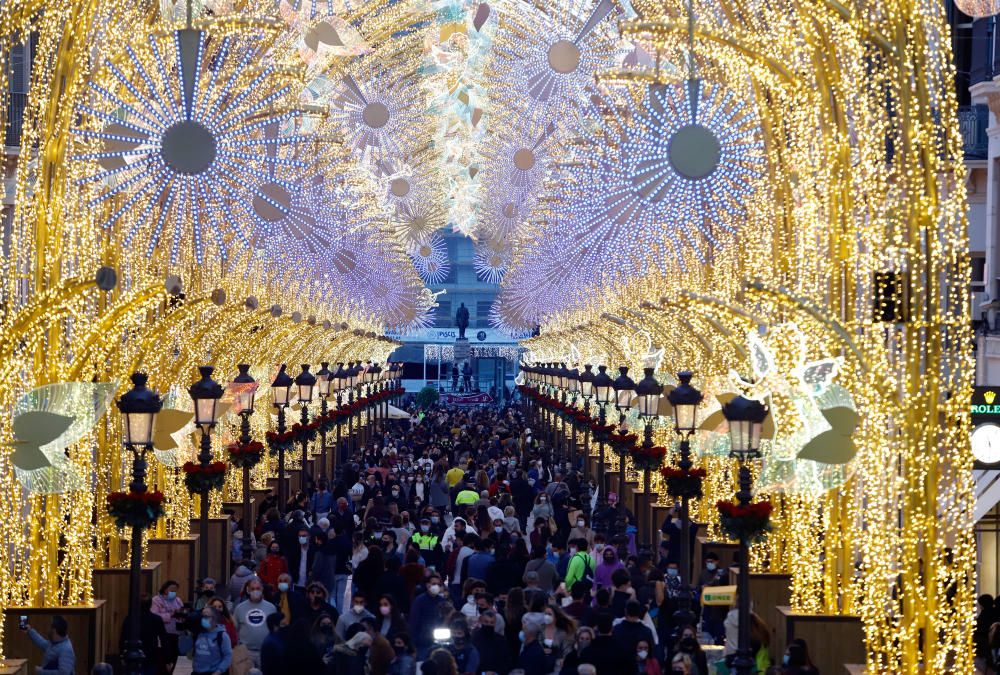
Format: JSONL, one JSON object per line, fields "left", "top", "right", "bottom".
{"left": 959, "top": 104, "right": 989, "bottom": 159}
{"left": 4, "top": 92, "right": 27, "bottom": 148}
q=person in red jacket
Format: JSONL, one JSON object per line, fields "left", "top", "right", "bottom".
{"left": 258, "top": 541, "right": 288, "bottom": 590}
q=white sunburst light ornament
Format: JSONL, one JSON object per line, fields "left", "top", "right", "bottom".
{"left": 72, "top": 25, "right": 308, "bottom": 263}
{"left": 474, "top": 239, "right": 512, "bottom": 284}
{"left": 409, "top": 233, "right": 451, "bottom": 285}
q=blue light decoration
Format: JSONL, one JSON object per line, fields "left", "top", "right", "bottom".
{"left": 326, "top": 69, "right": 426, "bottom": 165}
{"left": 489, "top": 0, "right": 623, "bottom": 134}
{"left": 474, "top": 240, "right": 511, "bottom": 284}
{"left": 72, "top": 28, "right": 308, "bottom": 263}
{"left": 558, "top": 82, "right": 765, "bottom": 279}
{"left": 408, "top": 232, "right": 451, "bottom": 285}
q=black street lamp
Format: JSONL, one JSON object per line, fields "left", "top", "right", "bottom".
{"left": 346, "top": 362, "right": 359, "bottom": 456}
{"left": 118, "top": 373, "right": 163, "bottom": 675}
{"left": 593, "top": 365, "right": 614, "bottom": 508}
{"left": 634, "top": 367, "right": 663, "bottom": 548}
{"left": 332, "top": 362, "right": 347, "bottom": 469}
{"left": 566, "top": 364, "right": 580, "bottom": 468}
{"left": 611, "top": 366, "right": 635, "bottom": 524}
{"left": 316, "top": 362, "right": 333, "bottom": 479}
{"left": 189, "top": 365, "right": 225, "bottom": 582}
{"left": 232, "top": 364, "right": 257, "bottom": 564}
{"left": 666, "top": 371, "right": 703, "bottom": 584}
{"left": 271, "top": 364, "right": 294, "bottom": 511}
{"left": 295, "top": 364, "right": 317, "bottom": 495}
{"left": 578, "top": 364, "right": 595, "bottom": 483}
{"left": 721, "top": 395, "right": 768, "bottom": 675}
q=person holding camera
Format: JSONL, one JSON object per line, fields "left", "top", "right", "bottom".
{"left": 21, "top": 615, "right": 75, "bottom": 675}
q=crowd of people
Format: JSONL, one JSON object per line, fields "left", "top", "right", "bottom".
{"left": 70, "top": 399, "right": 822, "bottom": 675}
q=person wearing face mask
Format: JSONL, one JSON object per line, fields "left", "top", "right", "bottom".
{"left": 258, "top": 541, "right": 289, "bottom": 591}
{"left": 335, "top": 592, "right": 375, "bottom": 639}
{"left": 191, "top": 606, "right": 232, "bottom": 675}
{"left": 287, "top": 526, "right": 316, "bottom": 589}
{"left": 613, "top": 601, "right": 656, "bottom": 660}
{"left": 530, "top": 493, "right": 554, "bottom": 526}
{"left": 697, "top": 553, "right": 728, "bottom": 644}
{"left": 388, "top": 633, "right": 417, "bottom": 675}
{"left": 267, "top": 573, "right": 306, "bottom": 626}
{"left": 516, "top": 616, "right": 553, "bottom": 675}
{"left": 446, "top": 618, "right": 481, "bottom": 675}
{"left": 150, "top": 580, "right": 184, "bottom": 672}
{"left": 375, "top": 594, "right": 408, "bottom": 640}
{"left": 595, "top": 545, "right": 625, "bottom": 590}
{"left": 310, "top": 613, "right": 338, "bottom": 667}
{"left": 568, "top": 513, "right": 595, "bottom": 549}
{"left": 635, "top": 638, "right": 661, "bottom": 675}
{"left": 673, "top": 625, "right": 708, "bottom": 675}
{"left": 472, "top": 608, "right": 512, "bottom": 674}
{"left": 408, "top": 573, "right": 447, "bottom": 660}
{"left": 540, "top": 604, "right": 576, "bottom": 661}
{"left": 234, "top": 578, "right": 277, "bottom": 667}
{"left": 557, "top": 625, "right": 594, "bottom": 675}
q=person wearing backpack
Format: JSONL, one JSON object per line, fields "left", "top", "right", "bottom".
{"left": 564, "top": 538, "right": 596, "bottom": 589}
{"left": 192, "top": 606, "right": 233, "bottom": 675}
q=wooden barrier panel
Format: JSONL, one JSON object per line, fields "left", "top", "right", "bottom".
{"left": 147, "top": 537, "right": 198, "bottom": 601}
{"left": 189, "top": 517, "right": 232, "bottom": 585}
{"left": 695, "top": 536, "right": 739, "bottom": 580}
{"left": 777, "top": 605, "right": 865, "bottom": 675}
{"left": 3, "top": 601, "right": 106, "bottom": 674}
{"left": 726, "top": 569, "right": 791, "bottom": 660}
{"left": 0, "top": 659, "right": 28, "bottom": 675}
{"left": 93, "top": 562, "right": 162, "bottom": 661}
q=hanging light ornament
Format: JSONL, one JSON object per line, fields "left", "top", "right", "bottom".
{"left": 408, "top": 232, "right": 451, "bottom": 285}
{"left": 71, "top": 13, "right": 306, "bottom": 263}
{"left": 954, "top": 1, "right": 1000, "bottom": 17}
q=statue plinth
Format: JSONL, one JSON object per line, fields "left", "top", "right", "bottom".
{"left": 455, "top": 337, "right": 470, "bottom": 361}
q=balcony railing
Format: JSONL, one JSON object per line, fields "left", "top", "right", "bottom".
{"left": 959, "top": 104, "right": 989, "bottom": 159}
{"left": 4, "top": 92, "right": 27, "bottom": 148}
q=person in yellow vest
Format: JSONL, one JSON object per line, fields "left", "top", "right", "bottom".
{"left": 455, "top": 481, "right": 480, "bottom": 507}
{"left": 411, "top": 517, "right": 442, "bottom": 568}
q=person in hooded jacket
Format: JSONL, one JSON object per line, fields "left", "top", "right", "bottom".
{"left": 594, "top": 545, "right": 625, "bottom": 590}
{"left": 191, "top": 606, "right": 232, "bottom": 675}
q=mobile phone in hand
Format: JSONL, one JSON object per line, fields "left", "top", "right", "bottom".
{"left": 18, "top": 615, "right": 28, "bottom": 630}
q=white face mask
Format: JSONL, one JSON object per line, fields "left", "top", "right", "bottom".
{"left": 576, "top": 520, "right": 585, "bottom": 528}
{"left": 638, "top": 650, "right": 648, "bottom": 660}
{"left": 429, "top": 584, "right": 441, "bottom": 596}
{"left": 353, "top": 604, "right": 365, "bottom": 614}
{"left": 467, "top": 595, "right": 475, "bottom": 605}
{"left": 544, "top": 638, "right": 554, "bottom": 647}
{"left": 543, "top": 614, "right": 554, "bottom": 625}
{"left": 568, "top": 547, "right": 577, "bottom": 556}
{"left": 249, "top": 590, "right": 263, "bottom": 601}
{"left": 706, "top": 562, "right": 717, "bottom": 571}
{"left": 298, "top": 536, "right": 308, "bottom": 545}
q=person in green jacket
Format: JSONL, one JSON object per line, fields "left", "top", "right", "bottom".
{"left": 564, "top": 538, "right": 596, "bottom": 590}
{"left": 455, "top": 481, "right": 480, "bottom": 507}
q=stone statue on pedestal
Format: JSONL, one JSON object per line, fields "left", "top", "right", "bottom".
{"left": 456, "top": 302, "right": 470, "bottom": 340}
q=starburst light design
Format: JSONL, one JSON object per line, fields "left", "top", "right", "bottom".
{"left": 409, "top": 232, "right": 451, "bottom": 285}
{"left": 474, "top": 240, "right": 512, "bottom": 284}
{"left": 72, "top": 29, "right": 307, "bottom": 263}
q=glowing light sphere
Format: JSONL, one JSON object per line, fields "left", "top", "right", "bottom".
{"left": 483, "top": 124, "right": 557, "bottom": 201}
{"left": 72, "top": 29, "right": 306, "bottom": 262}
{"left": 954, "top": 0, "right": 1000, "bottom": 17}
{"left": 408, "top": 232, "right": 451, "bottom": 285}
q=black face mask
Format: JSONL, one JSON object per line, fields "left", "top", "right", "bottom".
{"left": 680, "top": 637, "right": 697, "bottom": 653}
{"left": 321, "top": 625, "right": 334, "bottom": 635}
{"left": 479, "top": 625, "right": 494, "bottom": 637}
{"left": 201, "top": 589, "right": 214, "bottom": 597}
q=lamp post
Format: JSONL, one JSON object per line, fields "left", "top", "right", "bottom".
{"left": 566, "top": 364, "right": 579, "bottom": 469}
{"left": 117, "top": 373, "right": 162, "bottom": 675}
{"left": 578, "top": 364, "right": 595, "bottom": 483}
{"left": 232, "top": 364, "right": 257, "bottom": 564}
{"left": 333, "top": 362, "right": 347, "bottom": 469}
{"left": 634, "top": 367, "right": 663, "bottom": 548}
{"left": 295, "top": 364, "right": 317, "bottom": 495}
{"left": 271, "top": 364, "right": 294, "bottom": 511}
{"left": 721, "top": 395, "right": 768, "bottom": 675}
{"left": 189, "top": 365, "right": 225, "bottom": 583}
{"left": 666, "top": 371, "right": 703, "bottom": 584}
{"left": 593, "top": 365, "right": 614, "bottom": 508}
{"left": 346, "top": 362, "right": 358, "bottom": 457}
{"left": 316, "top": 362, "right": 332, "bottom": 478}
{"left": 611, "top": 366, "right": 635, "bottom": 524}
{"left": 557, "top": 363, "right": 572, "bottom": 464}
